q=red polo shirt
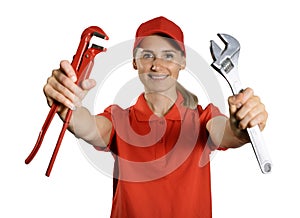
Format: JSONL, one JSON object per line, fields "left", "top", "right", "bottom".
{"left": 98, "top": 92, "right": 225, "bottom": 218}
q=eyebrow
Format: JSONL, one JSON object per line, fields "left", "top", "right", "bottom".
{"left": 141, "top": 49, "right": 177, "bottom": 53}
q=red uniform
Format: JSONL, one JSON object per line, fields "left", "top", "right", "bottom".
{"left": 98, "top": 92, "right": 225, "bottom": 218}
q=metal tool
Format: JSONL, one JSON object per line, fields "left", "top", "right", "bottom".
{"left": 25, "top": 26, "right": 109, "bottom": 177}
{"left": 210, "top": 33, "right": 272, "bottom": 174}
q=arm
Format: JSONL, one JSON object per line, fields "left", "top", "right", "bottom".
{"left": 43, "top": 60, "right": 112, "bottom": 148}
{"left": 207, "top": 88, "right": 268, "bottom": 149}
{"left": 67, "top": 107, "right": 112, "bottom": 148}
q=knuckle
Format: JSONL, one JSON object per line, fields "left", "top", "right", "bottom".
{"left": 244, "top": 98, "right": 256, "bottom": 110}
{"left": 43, "top": 83, "right": 53, "bottom": 96}
{"left": 52, "top": 69, "right": 60, "bottom": 77}
{"left": 54, "top": 92, "right": 64, "bottom": 103}
{"left": 43, "top": 84, "right": 48, "bottom": 94}
{"left": 46, "top": 76, "right": 51, "bottom": 84}
{"left": 249, "top": 119, "right": 257, "bottom": 128}
{"left": 60, "top": 60, "right": 69, "bottom": 69}
{"left": 246, "top": 87, "right": 254, "bottom": 95}
{"left": 239, "top": 121, "right": 246, "bottom": 130}
{"left": 236, "top": 112, "right": 243, "bottom": 121}
{"left": 51, "top": 69, "right": 56, "bottom": 76}
{"left": 54, "top": 82, "right": 64, "bottom": 93}
{"left": 60, "top": 75, "right": 69, "bottom": 86}
{"left": 248, "top": 110, "right": 256, "bottom": 119}
{"left": 60, "top": 60, "right": 74, "bottom": 76}
{"left": 265, "top": 110, "right": 269, "bottom": 119}
{"left": 260, "top": 103, "right": 266, "bottom": 112}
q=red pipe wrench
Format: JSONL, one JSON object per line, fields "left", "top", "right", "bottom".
{"left": 25, "top": 26, "right": 109, "bottom": 177}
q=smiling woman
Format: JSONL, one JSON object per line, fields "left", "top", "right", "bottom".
{"left": 134, "top": 35, "right": 198, "bottom": 110}
{"left": 133, "top": 35, "right": 185, "bottom": 115}
{"left": 41, "top": 16, "right": 269, "bottom": 218}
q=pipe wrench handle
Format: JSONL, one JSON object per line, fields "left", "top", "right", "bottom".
{"left": 247, "top": 125, "right": 272, "bottom": 173}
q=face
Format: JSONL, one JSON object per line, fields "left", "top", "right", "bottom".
{"left": 133, "top": 35, "right": 186, "bottom": 94}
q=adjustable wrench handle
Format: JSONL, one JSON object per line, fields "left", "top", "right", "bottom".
{"left": 226, "top": 70, "right": 272, "bottom": 174}
{"left": 247, "top": 126, "right": 272, "bottom": 173}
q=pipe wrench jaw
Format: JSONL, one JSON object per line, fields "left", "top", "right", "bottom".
{"left": 83, "top": 26, "right": 109, "bottom": 51}
{"left": 73, "top": 26, "right": 109, "bottom": 80}
{"left": 82, "top": 26, "right": 109, "bottom": 40}
{"left": 89, "top": 32, "right": 108, "bottom": 52}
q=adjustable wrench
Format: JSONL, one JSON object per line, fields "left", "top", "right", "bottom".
{"left": 210, "top": 33, "right": 272, "bottom": 174}
{"left": 25, "top": 26, "right": 109, "bottom": 176}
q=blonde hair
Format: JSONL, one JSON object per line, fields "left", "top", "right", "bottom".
{"left": 176, "top": 81, "right": 198, "bottom": 109}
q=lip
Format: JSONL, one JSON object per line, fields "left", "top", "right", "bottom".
{"left": 148, "top": 74, "right": 169, "bottom": 80}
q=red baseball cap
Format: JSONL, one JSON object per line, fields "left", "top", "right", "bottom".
{"left": 133, "top": 16, "right": 186, "bottom": 56}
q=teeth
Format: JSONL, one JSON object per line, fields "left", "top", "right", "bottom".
{"left": 149, "top": 74, "right": 168, "bottom": 80}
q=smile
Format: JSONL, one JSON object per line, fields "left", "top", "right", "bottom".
{"left": 148, "top": 74, "right": 169, "bottom": 80}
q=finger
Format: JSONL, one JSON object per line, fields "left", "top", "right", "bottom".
{"left": 49, "top": 76, "right": 82, "bottom": 107}
{"left": 228, "top": 96, "right": 241, "bottom": 115}
{"left": 245, "top": 113, "right": 267, "bottom": 130}
{"left": 240, "top": 87, "right": 254, "bottom": 103}
{"left": 52, "top": 69, "right": 83, "bottom": 96}
{"left": 251, "top": 107, "right": 268, "bottom": 131}
{"left": 229, "top": 88, "right": 254, "bottom": 108}
{"left": 45, "top": 94, "right": 54, "bottom": 107}
{"left": 238, "top": 103, "right": 266, "bottom": 129}
{"left": 235, "top": 96, "right": 261, "bottom": 121}
{"left": 73, "top": 79, "right": 96, "bottom": 101}
{"left": 60, "top": 60, "right": 77, "bottom": 82}
{"left": 81, "top": 79, "right": 96, "bottom": 91}
{"left": 43, "top": 82, "right": 76, "bottom": 110}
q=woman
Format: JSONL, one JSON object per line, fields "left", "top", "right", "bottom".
{"left": 44, "top": 16, "right": 268, "bottom": 217}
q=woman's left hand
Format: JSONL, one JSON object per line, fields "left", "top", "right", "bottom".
{"left": 228, "top": 87, "right": 268, "bottom": 142}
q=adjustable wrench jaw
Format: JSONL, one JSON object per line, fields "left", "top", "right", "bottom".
{"left": 210, "top": 34, "right": 243, "bottom": 94}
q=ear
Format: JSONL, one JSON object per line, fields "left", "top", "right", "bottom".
{"left": 132, "top": 59, "right": 137, "bottom": 70}
{"left": 179, "top": 57, "right": 186, "bottom": 70}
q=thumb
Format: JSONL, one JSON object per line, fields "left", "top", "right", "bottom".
{"left": 81, "top": 79, "right": 96, "bottom": 91}
{"left": 228, "top": 95, "right": 241, "bottom": 115}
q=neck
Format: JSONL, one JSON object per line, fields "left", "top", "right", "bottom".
{"left": 144, "top": 90, "right": 177, "bottom": 117}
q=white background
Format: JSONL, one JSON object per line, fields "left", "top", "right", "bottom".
{"left": 1, "top": 0, "right": 299, "bottom": 217}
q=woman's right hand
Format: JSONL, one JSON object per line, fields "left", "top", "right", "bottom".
{"left": 43, "top": 60, "right": 96, "bottom": 118}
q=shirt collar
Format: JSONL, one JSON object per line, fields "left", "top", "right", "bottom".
{"left": 133, "top": 92, "right": 186, "bottom": 121}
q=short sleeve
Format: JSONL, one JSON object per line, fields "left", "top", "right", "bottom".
{"left": 198, "top": 103, "right": 225, "bottom": 124}
{"left": 94, "top": 105, "right": 116, "bottom": 152}
{"left": 198, "top": 103, "right": 228, "bottom": 151}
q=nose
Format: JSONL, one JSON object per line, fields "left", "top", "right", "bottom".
{"left": 151, "top": 58, "right": 164, "bottom": 71}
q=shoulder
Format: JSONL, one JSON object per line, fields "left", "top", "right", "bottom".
{"left": 197, "top": 103, "right": 226, "bottom": 122}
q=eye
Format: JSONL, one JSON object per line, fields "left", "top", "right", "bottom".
{"left": 163, "top": 53, "right": 175, "bottom": 61}
{"left": 166, "top": 53, "right": 174, "bottom": 59}
{"left": 142, "top": 52, "right": 154, "bottom": 59}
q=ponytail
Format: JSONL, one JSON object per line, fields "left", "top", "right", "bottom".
{"left": 176, "top": 81, "right": 198, "bottom": 109}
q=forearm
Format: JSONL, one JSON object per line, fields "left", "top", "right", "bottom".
{"left": 219, "top": 119, "right": 249, "bottom": 148}
{"left": 207, "top": 116, "right": 249, "bottom": 149}
{"left": 58, "top": 106, "right": 112, "bottom": 148}
{"left": 67, "top": 107, "right": 95, "bottom": 139}
{"left": 58, "top": 107, "right": 100, "bottom": 144}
